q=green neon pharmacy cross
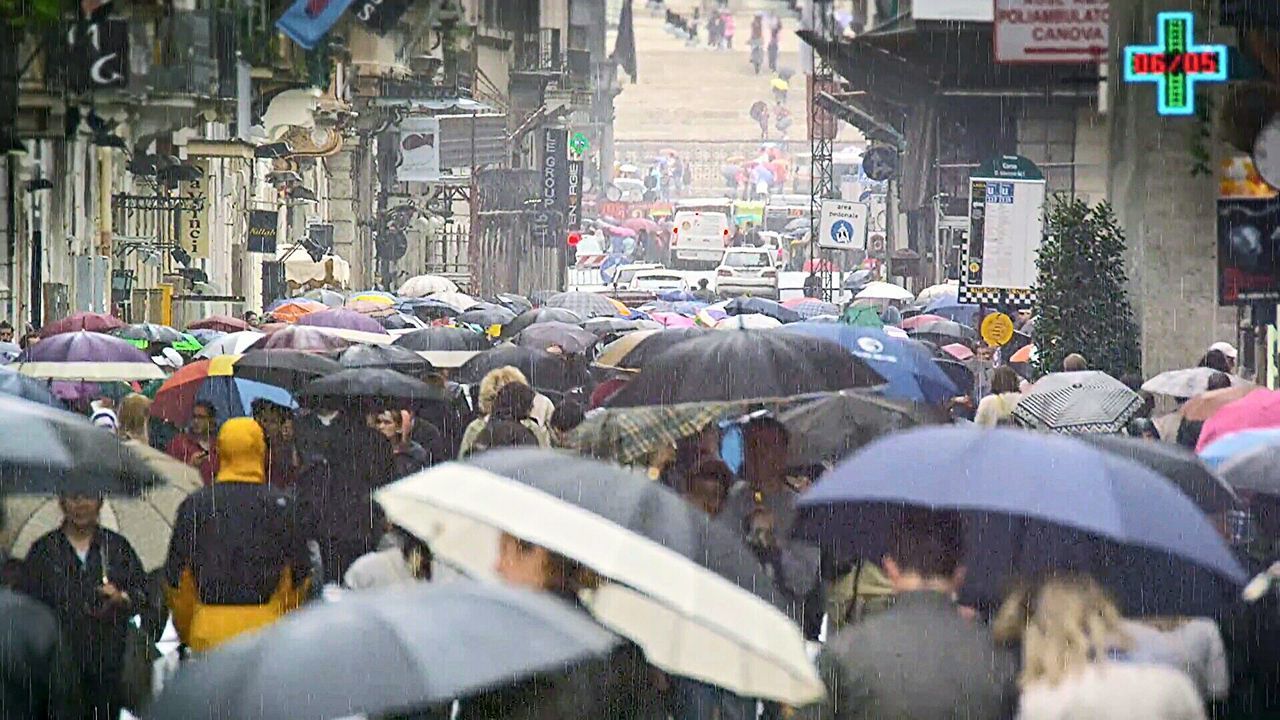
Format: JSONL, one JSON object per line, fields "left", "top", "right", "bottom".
{"left": 1122, "top": 11, "right": 1228, "bottom": 117}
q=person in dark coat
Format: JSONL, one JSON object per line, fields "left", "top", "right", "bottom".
{"left": 0, "top": 588, "right": 83, "bottom": 719}
{"left": 373, "top": 410, "right": 434, "bottom": 477}
{"left": 21, "top": 493, "right": 148, "bottom": 719}
{"left": 805, "top": 508, "right": 1018, "bottom": 719}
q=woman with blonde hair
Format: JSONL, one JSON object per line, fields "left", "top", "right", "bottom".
{"left": 116, "top": 393, "right": 152, "bottom": 445}
{"left": 458, "top": 367, "right": 551, "bottom": 457}
{"left": 994, "top": 574, "right": 1206, "bottom": 719}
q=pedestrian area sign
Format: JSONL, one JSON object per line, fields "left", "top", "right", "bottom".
{"left": 818, "top": 199, "right": 869, "bottom": 250}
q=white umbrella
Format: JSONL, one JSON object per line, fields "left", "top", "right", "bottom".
{"left": 194, "top": 331, "right": 266, "bottom": 359}
{"left": 428, "top": 291, "right": 479, "bottom": 312}
{"left": 715, "top": 313, "right": 782, "bottom": 330}
{"left": 14, "top": 362, "right": 165, "bottom": 382}
{"left": 377, "top": 457, "right": 825, "bottom": 707}
{"left": 1142, "top": 367, "right": 1251, "bottom": 398}
{"left": 1, "top": 441, "right": 201, "bottom": 570}
{"left": 854, "top": 281, "right": 914, "bottom": 302}
{"left": 398, "top": 274, "right": 459, "bottom": 298}
{"left": 914, "top": 280, "right": 958, "bottom": 305}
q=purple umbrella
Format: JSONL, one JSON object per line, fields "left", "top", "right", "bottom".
{"left": 256, "top": 326, "right": 353, "bottom": 352}
{"left": 13, "top": 331, "right": 164, "bottom": 381}
{"left": 297, "top": 308, "right": 388, "bottom": 335}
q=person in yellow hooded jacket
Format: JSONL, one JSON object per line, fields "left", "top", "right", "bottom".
{"left": 162, "top": 417, "right": 312, "bottom": 652}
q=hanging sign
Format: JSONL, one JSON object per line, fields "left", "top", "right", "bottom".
{"left": 247, "top": 209, "right": 280, "bottom": 254}
{"left": 1123, "top": 12, "right": 1228, "bottom": 117}
{"left": 396, "top": 116, "right": 441, "bottom": 182}
{"left": 566, "top": 159, "right": 584, "bottom": 231}
{"left": 351, "top": 0, "right": 413, "bottom": 35}
{"left": 960, "top": 155, "right": 1046, "bottom": 308}
{"left": 67, "top": 18, "right": 129, "bottom": 90}
{"left": 995, "top": 0, "right": 1108, "bottom": 64}
{"left": 179, "top": 159, "right": 210, "bottom": 258}
{"left": 534, "top": 128, "right": 568, "bottom": 245}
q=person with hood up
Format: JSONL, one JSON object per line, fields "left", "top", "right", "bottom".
{"left": 162, "top": 418, "right": 311, "bottom": 652}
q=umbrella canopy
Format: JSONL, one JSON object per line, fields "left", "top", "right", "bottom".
{"left": 1009, "top": 343, "right": 1037, "bottom": 364}
{"left": 780, "top": 324, "right": 958, "bottom": 405}
{"left": 456, "top": 303, "right": 518, "bottom": 329}
{"left": 1181, "top": 385, "right": 1259, "bottom": 423}
{"left": 186, "top": 315, "right": 251, "bottom": 333}
{"left": 1197, "top": 389, "right": 1280, "bottom": 452}
{"left": 580, "top": 317, "right": 659, "bottom": 336}
{"left": 233, "top": 350, "right": 342, "bottom": 393}
{"left": 338, "top": 344, "right": 432, "bottom": 376}
{"left": 0, "top": 395, "right": 166, "bottom": 494}
{"left": 940, "top": 343, "right": 974, "bottom": 361}
{"left": 605, "top": 330, "right": 882, "bottom": 407}
{"left": 458, "top": 345, "right": 587, "bottom": 394}
{"left": 297, "top": 308, "right": 388, "bottom": 335}
{"left": 795, "top": 427, "right": 1247, "bottom": 616}
{"left": 905, "top": 319, "right": 977, "bottom": 348}
{"left": 377, "top": 450, "right": 825, "bottom": 706}
{"left": 781, "top": 298, "right": 839, "bottom": 319}
{"left": 914, "top": 281, "right": 958, "bottom": 306}
{"left": 398, "top": 274, "right": 460, "bottom": 298}
{"left": 514, "top": 321, "right": 599, "bottom": 355}
{"left": 113, "top": 323, "right": 185, "bottom": 345}
{"left": 716, "top": 314, "right": 782, "bottom": 330}
{"left": 13, "top": 331, "right": 165, "bottom": 381}
{"left": 428, "top": 291, "right": 480, "bottom": 312}
{"left": 38, "top": 311, "right": 125, "bottom": 338}
{"left": 348, "top": 290, "right": 398, "bottom": 306}
{"left": 344, "top": 299, "right": 398, "bottom": 318}
{"left": 254, "top": 326, "right": 352, "bottom": 352}
{"left": 501, "top": 307, "right": 585, "bottom": 339}
{"left": 298, "top": 368, "right": 446, "bottom": 408}
{"left": 899, "top": 313, "right": 946, "bottom": 331}
{"left": 597, "top": 328, "right": 708, "bottom": 372}
{"left": 396, "top": 297, "right": 465, "bottom": 322}
{"left": 778, "top": 390, "right": 944, "bottom": 465}
{"left": 150, "top": 356, "right": 233, "bottom": 424}
{"left": 1142, "top": 367, "right": 1250, "bottom": 398}
{"left": 1078, "top": 434, "right": 1240, "bottom": 514}
{"left": 0, "top": 367, "right": 59, "bottom": 406}
{"left": 490, "top": 293, "right": 534, "bottom": 315}
{"left": 194, "top": 331, "right": 265, "bottom": 359}
{"left": 2, "top": 442, "right": 201, "bottom": 570}
{"left": 266, "top": 299, "right": 326, "bottom": 323}
{"left": 1220, "top": 444, "right": 1280, "bottom": 497}
{"left": 622, "top": 217, "right": 660, "bottom": 233}
{"left": 148, "top": 582, "right": 626, "bottom": 720}
{"left": 934, "top": 358, "right": 974, "bottom": 395}
{"left": 724, "top": 297, "right": 802, "bottom": 324}
{"left": 300, "top": 288, "right": 345, "bottom": 308}
{"left": 1199, "top": 429, "right": 1280, "bottom": 469}
{"left": 923, "top": 300, "right": 981, "bottom": 327}
{"left": 854, "top": 281, "right": 913, "bottom": 302}
{"left": 545, "top": 292, "right": 622, "bottom": 319}
{"left": 838, "top": 304, "right": 884, "bottom": 329}
{"left": 394, "top": 327, "right": 491, "bottom": 352}
{"left": 650, "top": 311, "right": 696, "bottom": 328}
{"left": 188, "top": 329, "right": 227, "bottom": 346}
{"left": 1013, "top": 371, "right": 1142, "bottom": 434}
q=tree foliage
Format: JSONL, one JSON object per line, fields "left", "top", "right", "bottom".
{"left": 1, "top": 0, "right": 60, "bottom": 26}
{"left": 1032, "top": 198, "right": 1141, "bottom": 378}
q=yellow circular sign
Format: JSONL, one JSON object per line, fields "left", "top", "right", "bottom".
{"left": 981, "top": 311, "right": 1015, "bottom": 347}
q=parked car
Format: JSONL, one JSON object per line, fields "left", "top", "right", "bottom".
{"left": 714, "top": 247, "right": 779, "bottom": 299}
{"left": 630, "top": 269, "right": 689, "bottom": 294}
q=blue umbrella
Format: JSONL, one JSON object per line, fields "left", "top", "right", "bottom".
{"left": 924, "top": 299, "right": 981, "bottom": 327}
{"left": 724, "top": 297, "right": 802, "bottom": 324}
{"left": 195, "top": 377, "right": 296, "bottom": 422}
{"left": 780, "top": 323, "right": 957, "bottom": 405}
{"left": 0, "top": 368, "right": 59, "bottom": 406}
{"left": 795, "top": 427, "right": 1246, "bottom": 616}
{"left": 657, "top": 290, "right": 699, "bottom": 303}
{"left": 1198, "top": 428, "right": 1280, "bottom": 469}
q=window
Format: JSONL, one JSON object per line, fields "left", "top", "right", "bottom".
{"left": 725, "top": 252, "right": 771, "bottom": 268}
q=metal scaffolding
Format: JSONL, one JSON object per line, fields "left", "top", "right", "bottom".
{"left": 808, "top": 0, "right": 835, "bottom": 299}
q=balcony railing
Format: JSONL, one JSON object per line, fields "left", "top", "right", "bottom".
{"left": 514, "top": 28, "right": 562, "bottom": 74}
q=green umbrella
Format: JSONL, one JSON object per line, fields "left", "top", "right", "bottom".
{"left": 839, "top": 304, "right": 884, "bottom": 328}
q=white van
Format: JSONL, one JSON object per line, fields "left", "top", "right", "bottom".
{"left": 670, "top": 199, "right": 734, "bottom": 269}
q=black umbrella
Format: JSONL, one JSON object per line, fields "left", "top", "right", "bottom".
{"left": 377, "top": 450, "right": 824, "bottom": 705}
{"left": 605, "top": 330, "right": 883, "bottom": 407}
{"left": 514, "top": 322, "right": 599, "bottom": 355}
{"left": 724, "top": 297, "right": 802, "bottom": 324}
{"left": 393, "top": 327, "right": 491, "bottom": 352}
{"left": 491, "top": 293, "right": 534, "bottom": 314}
{"left": 232, "top": 350, "right": 341, "bottom": 393}
{"left": 933, "top": 358, "right": 973, "bottom": 395}
{"left": 338, "top": 344, "right": 434, "bottom": 376}
{"left": 298, "top": 368, "right": 446, "bottom": 408}
{"left": 0, "top": 395, "right": 164, "bottom": 494}
{"left": 501, "top": 307, "right": 584, "bottom": 339}
{"left": 377, "top": 313, "right": 421, "bottom": 331}
{"left": 458, "top": 345, "right": 587, "bottom": 393}
{"left": 457, "top": 303, "right": 517, "bottom": 328}
{"left": 580, "top": 317, "right": 657, "bottom": 337}
{"left": 147, "top": 582, "right": 625, "bottom": 720}
{"left": 1079, "top": 434, "right": 1240, "bottom": 514}
{"left": 778, "top": 390, "right": 946, "bottom": 465}
{"left": 612, "top": 328, "right": 709, "bottom": 370}
{"left": 907, "top": 319, "right": 978, "bottom": 348}
{"left": 1220, "top": 445, "right": 1280, "bottom": 497}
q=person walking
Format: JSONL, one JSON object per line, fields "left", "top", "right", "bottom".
{"left": 994, "top": 575, "right": 1207, "bottom": 720}
{"left": 722, "top": 11, "right": 735, "bottom": 49}
{"left": 975, "top": 366, "right": 1024, "bottom": 427}
{"left": 163, "top": 418, "right": 312, "bottom": 652}
{"left": 22, "top": 492, "right": 148, "bottom": 719}
{"left": 460, "top": 381, "right": 550, "bottom": 457}
{"left": 373, "top": 410, "right": 433, "bottom": 477}
{"left": 767, "top": 17, "right": 781, "bottom": 71}
{"left": 811, "top": 508, "right": 1018, "bottom": 719}
{"left": 165, "top": 400, "right": 219, "bottom": 484}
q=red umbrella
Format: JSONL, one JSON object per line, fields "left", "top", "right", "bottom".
{"left": 39, "top": 311, "right": 125, "bottom": 338}
{"left": 187, "top": 315, "right": 251, "bottom": 333}
{"left": 900, "top": 314, "right": 947, "bottom": 331}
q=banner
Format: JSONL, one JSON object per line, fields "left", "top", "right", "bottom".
{"left": 396, "top": 116, "right": 441, "bottom": 183}
{"left": 534, "top": 128, "right": 569, "bottom": 245}
{"left": 179, "top": 159, "right": 210, "bottom": 258}
{"left": 247, "top": 209, "right": 280, "bottom": 254}
{"left": 351, "top": 0, "right": 413, "bottom": 35}
{"left": 566, "top": 159, "right": 584, "bottom": 231}
{"left": 276, "top": 0, "right": 357, "bottom": 50}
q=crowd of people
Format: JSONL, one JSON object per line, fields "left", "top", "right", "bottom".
{"left": 0, "top": 281, "right": 1278, "bottom": 720}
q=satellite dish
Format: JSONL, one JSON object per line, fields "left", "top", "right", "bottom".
{"left": 1252, "top": 113, "right": 1280, "bottom": 191}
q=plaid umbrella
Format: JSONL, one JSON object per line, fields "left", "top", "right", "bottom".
{"left": 1013, "top": 371, "right": 1143, "bottom": 434}
{"left": 545, "top": 291, "right": 623, "bottom": 319}
{"left": 782, "top": 298, "right": 839, "bottom": 319}
{"left": 570, "top": 401, "right": 736, "bottom": 465}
